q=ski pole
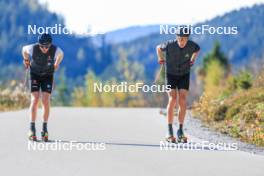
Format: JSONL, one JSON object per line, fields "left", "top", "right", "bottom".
{"left": 154, "top": 64, "right": 164, "bottom": 84}
{"left": 23, "top": 68, "right": 29, "bottom": 91}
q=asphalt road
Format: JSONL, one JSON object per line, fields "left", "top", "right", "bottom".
{"left": 0, "top": 108, "right": 263, "bottom": 176}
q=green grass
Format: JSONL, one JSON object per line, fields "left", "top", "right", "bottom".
{"left": 193, "top": 87, "right": 264, "bottom": 147}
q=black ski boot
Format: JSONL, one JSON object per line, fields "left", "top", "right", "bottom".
{"left": 28, "top": 130, "right": 37, "bottom": 141}
{"left": 165, "top": 135, "right": 177, "bottom": 143}
{"left": 177, "top": 129, "right": 187, "bottom": 143}
{"left": 41, "top": 131, "right": 49, "bottom": 142}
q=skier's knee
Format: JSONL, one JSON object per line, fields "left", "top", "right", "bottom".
{"left": 31, "top": 95, "right": 39, "bottom": 107}
{"left": 168, "top": 96, "right": 177, "bottom": 104}
{"left": 42, "top": 97, "right": 50, "bottom": 107}
{"left": 179, "top": 91, "right": 187, "bottom": 102}
{"left": 179, "top": 97, "right": 186, "bottom": 108}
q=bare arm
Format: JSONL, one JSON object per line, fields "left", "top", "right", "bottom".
{"left": 54, "top": 48, "right": 64, "bottom": 71}
{"left": 21, "top": 45, "right": 32, "bottom": 69}
{"left": 190, "top": 51, "right": 199, "bottom": 66}
{"left": 156, "top": 46, "right": 165, "bottom": 64}
{"left": 22, "top": 51, "right": 30, "bottom": 61}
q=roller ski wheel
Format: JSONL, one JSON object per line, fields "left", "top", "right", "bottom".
{"left": 178, "top": 136, "right": 188, "bottom": 143}
{"left": 41, "top": 131, "right": 49, "bottom": 142}
{"left": 177, "top": 130, "right": 188, "bottom": 143}
{"left": 28, "top": 131, "right": 37, "bottom": 141}
{"left": 165, "top": 136, "right": 177, "bottom": 143}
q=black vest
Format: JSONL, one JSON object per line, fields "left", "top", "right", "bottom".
{"left": 30, "top": 44, "right": 57, "bottom": 76}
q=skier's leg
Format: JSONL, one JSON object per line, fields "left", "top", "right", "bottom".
{"left": 41, "top": 92, "right": 51, "bottom": 123}
{"left": 177, "top": 73, "right": 190, "bottom": 131}
{"left": 40, "top": 74, "right": 53, "bottom": 123}
{"left": 40, "top": 74, "right": 53, "bottom": 141}
{"left": 178, "top": 89, "right": 188, "bottom": 125}
{"left": 167, "top": 89, "right": 177, "bottom": 124}
{"left": 29, "top": 72, "right": 41, "bottom": 123}
{"left": 28, "top": 92, "right": 39, "bottom": 140}
{"left": 166, "top": 89, "right": 177, "bottom": 136}
{"left": 41, "top": 92, "right": 51, "bottom": 141}
{"left": 29, "top": 92, "right": 40, "bottom": 122}
{"left": 177, "top": 89, "right": 188, "bottom": 142}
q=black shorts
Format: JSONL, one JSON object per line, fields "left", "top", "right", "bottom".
{"left": 166, "top": 73, "right": 190, "bottom": 90}
{"left": 30, "top": 72, "right": 54, "bottom": 94}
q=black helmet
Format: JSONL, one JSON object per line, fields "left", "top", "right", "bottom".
{"left": 176, "top": 26, "right": 190, "bottom": 37}
{"left": 38, "top": 33, "right": 52, "bottom": 45}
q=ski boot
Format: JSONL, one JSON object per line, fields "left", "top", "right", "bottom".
{"left": 177, "top": 129, "right": 187, "bottom": 143}
{"left": 28, "top": 130, "right": 37, "bottom": 141}
{"left": 41, "top": 131, "right": 49, "bottom": 142}
{"left": 165, "top": 135, "right": 177, "bottom": 143}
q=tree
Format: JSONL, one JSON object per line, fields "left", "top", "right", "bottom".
{"left": 53, "top": 67, "right": 70, "bottom": 106}
{"left": 200, "top": 42, "right": 230, "bottom": 77}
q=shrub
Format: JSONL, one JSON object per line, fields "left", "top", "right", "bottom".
{"left": 213, "top": 105, "right": 228, "bottom": 121}
{"left": 226, "top": 106, "right": 240, "bottom": 119}
{"left": 0, "top": 82, "right": 30, "bottom": 111}
{"left": 235, "top": 71, "right": 253, "bottom": 90}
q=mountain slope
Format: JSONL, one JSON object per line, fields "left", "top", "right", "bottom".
{"left": 0, "top": 1, "right": 263, "bottom": 81}
{"left": 110, "top": 4, "right": 264, "bottom": 79}
{"left": 0, "top": 0, "right": 113, "bottom": 78}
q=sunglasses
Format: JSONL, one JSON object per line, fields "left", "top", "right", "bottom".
{"left": 39, "top": 44, "right": 51, "bottom": 49}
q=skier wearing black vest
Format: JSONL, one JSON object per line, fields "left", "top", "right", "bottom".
{"left": 22, "top": 33, "right": 64, "bottom": 141}
{"left": 156, "top": 27, "right": 200, "bottom": 143}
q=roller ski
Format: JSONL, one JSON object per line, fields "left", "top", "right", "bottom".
{"left": 177, "top": 129, "right": 188, "bottom": 143}
{"left": 41, "top": 131, "right": 49, "bottom": 142}
{"left": 28, "top": 130, "right": 37, "bottom": 142}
